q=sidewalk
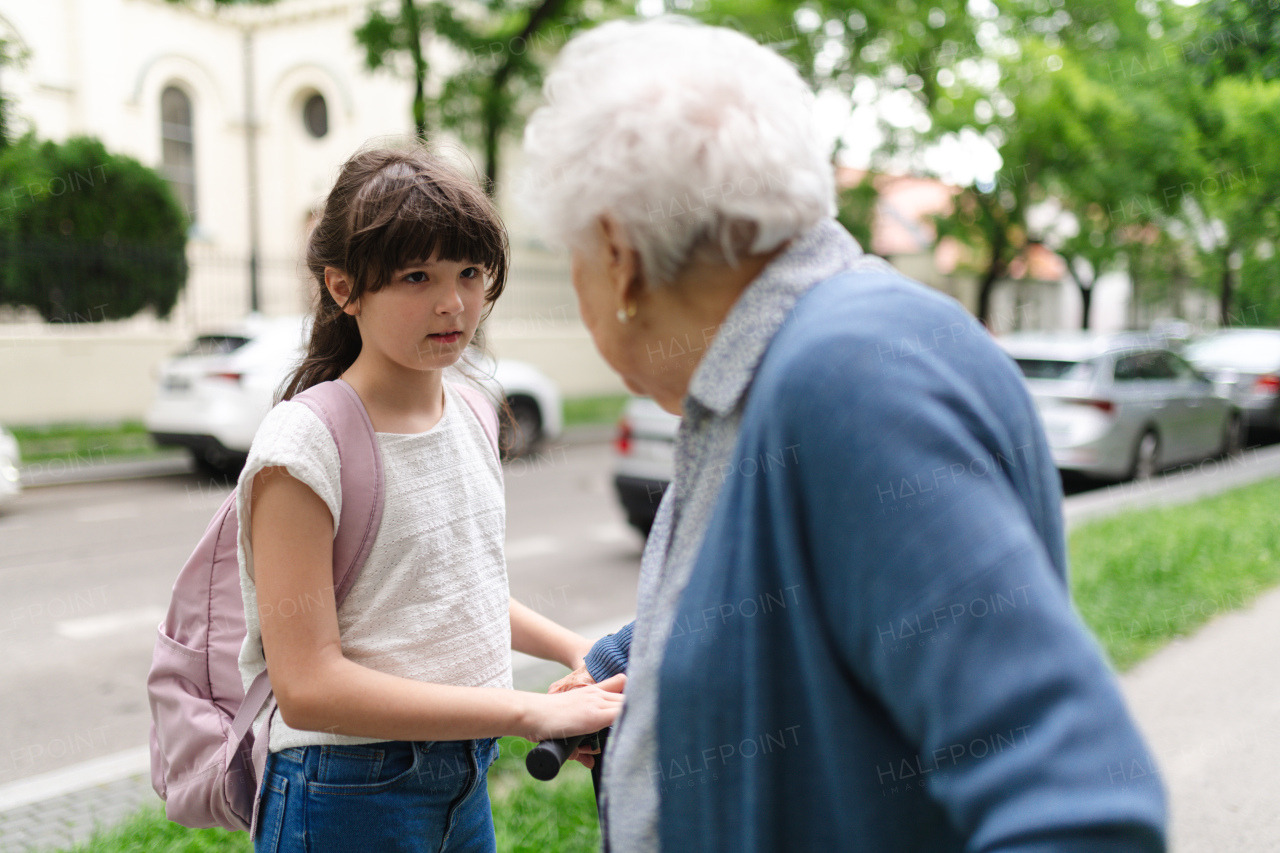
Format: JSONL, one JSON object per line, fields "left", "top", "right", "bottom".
{"left": 1, "top": 446, "right": 1275, "bottom": 852}
{"left": 1120, "top": 584, "right": 1280, "bottom": 852}
{"left": 16, "top": 424, "right": 617, "bottom": 490}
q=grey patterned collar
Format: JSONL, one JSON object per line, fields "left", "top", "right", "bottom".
{"left": 685, "top": 218, "right": 876, "bottom": 418}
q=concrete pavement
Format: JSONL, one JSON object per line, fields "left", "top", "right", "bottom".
{"left": 1120, "top": 583, "right": 1280, "bottom": 853}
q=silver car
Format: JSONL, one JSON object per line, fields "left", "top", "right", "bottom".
{"left": 1182, "top": 328, "right": 1280, "bottom": 437}
{"left": 997, "top": 333, "right": 1243, "bottom": 481}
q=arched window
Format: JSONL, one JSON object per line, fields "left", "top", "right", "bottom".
{"left": 160, "top": 85, "right": 196, "bottom": 221}
{"left": 302, "top": 92, "right": 328, "bottom": 139}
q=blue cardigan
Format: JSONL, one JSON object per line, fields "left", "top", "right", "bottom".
{"left": 588, "top": 271, "right": 1166, "bottom": 851}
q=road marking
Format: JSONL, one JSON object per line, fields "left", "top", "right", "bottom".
{"left": 72, "top": 502, "right": 140, "bottom": 523}
{"left": 505, "top": 535, "right": 561, "bottom": 561}
{"left": 55, "top": 607, "right": 166, "bottom": 640}
{"left": 0, "top": 746, "right": 151, "bottom": 812}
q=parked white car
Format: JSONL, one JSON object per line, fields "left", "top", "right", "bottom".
{"left": 612, "top": 396, "right": 679, "bottom": 536}
{"left": 998, "top": 332, "right": 1242, "bottom": 481}
{"left": 146, "top": 314, "right": 563, "bottom": 473}
{"left": 0, "top": 426, "right": 21, "bottom": 507}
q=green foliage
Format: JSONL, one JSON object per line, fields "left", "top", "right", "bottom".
{"left": 1070, "top": 476, "right": 1280, "bottom": 671}
{"left": 835, "top": 175, "right": 878, "bottom": 255}
{"left": 0, "top": 135, "right": 188, "bottom": 321}
{"left": 0, "top": 37, "right": 24, "bottom": 152}
{"left": 354, "top": 0, "right": 624, "bottom": 189}
{"left": 1235, "top": 245, "right": 1280, "bottom": 326}
{"left": 1191, "top": 0, "right": 1280, "bottom": 82}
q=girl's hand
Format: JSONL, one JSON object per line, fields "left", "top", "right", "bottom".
{"left": 519, "top": 673, "right": 626, "bottom": 743}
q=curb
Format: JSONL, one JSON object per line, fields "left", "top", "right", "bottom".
{"left": 18, "top": 452, "right": 194, "bottom": 489}
{"left": 1062, "top": 442, "right": 1280, "bottom": 529}
{"left": 13, "top": 425, "right": 616, "bottom": 490}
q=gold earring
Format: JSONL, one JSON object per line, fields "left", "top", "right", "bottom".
{"left": 616, "top": 300, "right": 637, "bottom": 324}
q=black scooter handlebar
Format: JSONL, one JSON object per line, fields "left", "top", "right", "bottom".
{"left": 525, "top": 734, "right": 588, "bottom": 781}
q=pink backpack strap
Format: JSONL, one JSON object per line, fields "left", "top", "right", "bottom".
{"left": 241, "top": 377, "right": 385, "bottom": 837}
{"left": 292, "top": 378, "right": 386, "bottom": 603}
{"left": 451, "top": 382, "right": 501, "bottom": 460}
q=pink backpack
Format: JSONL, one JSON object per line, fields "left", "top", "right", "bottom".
{"left": 147, "top": 378, "right": 500, "bottom": 835}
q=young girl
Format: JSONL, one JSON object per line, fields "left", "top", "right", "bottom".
{"left": 236, "top": 146, "right": 624, "bottom": 853}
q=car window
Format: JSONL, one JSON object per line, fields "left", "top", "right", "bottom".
{"left": 1165, "top": 352, "right": 1201, "bottom": 381}
{"left": 1114, "top": 351, "right": 1173, "bottom": 381}
{"left": 1014, "top": 359, "right": 1095, "bottom": 381}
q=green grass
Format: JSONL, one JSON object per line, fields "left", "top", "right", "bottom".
{"left": 9, "top": 421, "right": 169, "bottom": 465}
{"left": 1069, "top": 476, "right": 1280, "bottom": 671}
{"left": 8, "top": 394, "right": 630, "bottom": 468}
{"left": 55, "top": 804, "right": 250, "bottom": 852}
{"left": 490, "top": 737, "right": 601, "bottom": 853}
{"left": 50, "top": 737, "right": 598, "bottom": 853}
{"left": 562, "top": 394, "right": 629, "bottom": 428}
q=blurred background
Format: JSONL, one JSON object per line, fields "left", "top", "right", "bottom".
{"left": 0, "top": 1, "right": 1277, "bottom": 852}
{"left": 0, "top": 0, "right": 1275, "bottom": 428}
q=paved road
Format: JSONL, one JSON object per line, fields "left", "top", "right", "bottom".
{"left": 0, "top": 440, "right": 641, "bottom": 790}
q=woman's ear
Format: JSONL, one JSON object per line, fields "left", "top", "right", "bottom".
{"left": 324, "top": 267, "right": 359, "bottom": 316}
{"left": 598, "top": 214, "right": 645, "bottom": 310}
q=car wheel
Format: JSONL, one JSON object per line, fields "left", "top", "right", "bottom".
{"left": 1220, "top": 413, "right": 1244, "bottom": 458}
{"left": 193, "top": 447, "right": 246, "bottom": 481}
{"left": 500, "top": 396, "right": 542, "bottom": 460}
{"left": 626, "top": 513, "right": 654, "bottom": 539}
{"left": 1129, "top": 429, "right": 1160, "bottom": 481}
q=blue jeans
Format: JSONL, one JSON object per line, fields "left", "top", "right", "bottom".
{"left": 254, "top": 738, "right": 500, "bottom": 853}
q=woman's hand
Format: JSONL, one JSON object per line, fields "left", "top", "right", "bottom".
{"left": 546, "top": 664, "right": 611, "bottom": 766}
{"left": 549, "top": 663, "right": 597, "bottom": 694}
{"left": 518, "top": 673, "right": 626, "bottom": 744}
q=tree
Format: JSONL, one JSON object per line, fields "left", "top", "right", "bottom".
{"left": 356, "top": 0, "right": 621, "bottom": 192}
{"left": 835, "top": 173, "right": 879, "bottom": 256}
{"left": 921, "top": 0, "right": 1209, "bottom": 327}
{"left": 1178, "top": 0, "right": 1280, "bottom": 326}
{"left": 1018, "top": 39, "right": 1204, "bottom": 329}
{"left": 356, "top": 1, "right": 432, "bottom": 140}
{"left": 1192, "top": 0, "right": 1280, "bottom": 82}
{"left": 0, "top": 135, "right": 188, "bottom": 321}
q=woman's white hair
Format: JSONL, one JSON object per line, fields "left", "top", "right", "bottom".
{"left": 520, "top": 16, "right": 836, "bottom": 286}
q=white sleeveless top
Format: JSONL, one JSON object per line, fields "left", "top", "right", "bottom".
{"left": 235, "top": 381, "right": 512, "bottom": 751}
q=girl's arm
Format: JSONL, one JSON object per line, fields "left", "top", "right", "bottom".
{"left": 509, "top": 598, "right": 594, "bottom": 670}
{"left": 251, "top": 465, "right": 624, "bottom": 743}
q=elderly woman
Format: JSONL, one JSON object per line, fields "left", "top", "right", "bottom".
{"left": 521, "top": 17, "right": 1166, "bottom": 853}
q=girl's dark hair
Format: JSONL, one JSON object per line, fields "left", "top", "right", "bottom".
{"left": 279, "top": 144, "right": 509, "bottom": 403}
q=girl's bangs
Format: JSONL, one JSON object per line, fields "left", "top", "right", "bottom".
{"left": 350, "top": 172, "right": 508, "bottom": 296}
